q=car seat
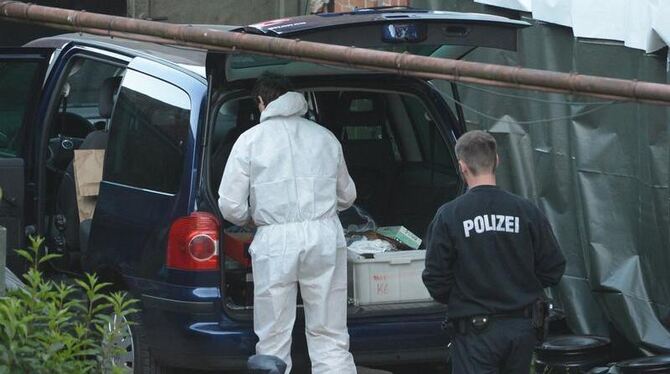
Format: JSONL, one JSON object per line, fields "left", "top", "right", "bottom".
{"left": 337, "top": 92, "right": 396, "bottom": 223}
{"left": 211, "top": 99, "right": 259, "bottom": 192}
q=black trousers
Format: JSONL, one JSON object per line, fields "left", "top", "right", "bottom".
{"left": 450, "top": 318, "right": 537, "bottom": 374}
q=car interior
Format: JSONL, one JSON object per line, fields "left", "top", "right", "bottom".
{"left": 43, "top": 56, "right": 125, "bottom": 267}
{"left": 210, "top": 87, "right": 461, "bottom": 312}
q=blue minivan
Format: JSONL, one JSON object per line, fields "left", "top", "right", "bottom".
{"left": 0, "top": 8, "right": 528, "bottom": 372}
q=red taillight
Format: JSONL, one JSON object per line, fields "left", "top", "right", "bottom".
{"left": 189, "top": 235, "right": 217, "bottom": 261}
{"left": 166, "top": 212, "right": 219, "bottom": 271}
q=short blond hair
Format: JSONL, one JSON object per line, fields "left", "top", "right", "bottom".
{"left": 455, "top": 130, "right": 497, "bottom": 176}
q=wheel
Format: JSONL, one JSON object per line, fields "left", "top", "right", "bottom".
{"left": 109, "top": 313, "right": 135, "bottom": 372}
{"left": 112, "top": 312, "right": 172, "bottom": 374}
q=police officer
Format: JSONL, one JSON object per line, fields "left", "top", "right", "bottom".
{"left": 422, "top": 130, "right": 566, "bottom": 374}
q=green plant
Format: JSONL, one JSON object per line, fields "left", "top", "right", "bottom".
{"left": 0, "top": 236, "right": 138, "bottom": 373}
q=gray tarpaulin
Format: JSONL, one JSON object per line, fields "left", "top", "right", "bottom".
{"left": 417, "top": 0, "right": 670, "bottom": 353}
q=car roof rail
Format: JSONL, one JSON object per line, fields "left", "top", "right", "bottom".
{"left": 351, "top": 5, "right": 421, "bottom": 12}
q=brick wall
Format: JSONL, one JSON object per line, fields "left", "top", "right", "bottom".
{"left": 333, "top": 0, "right": 410, "bottom": 13}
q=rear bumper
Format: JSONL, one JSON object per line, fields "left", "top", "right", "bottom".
{"left": 136, "top": 280, "right": 450, "bottom": 370}
{"left": 354, "top": 346, "right": 449, "bottom": 367}
{"left": 141, "top": 293, "right": 255, "bottom": 370}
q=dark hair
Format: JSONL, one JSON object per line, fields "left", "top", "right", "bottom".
{"left": 251, "top": 72, "right": 292, "bottom": 106}
{"left": 455, "top": 130, "right": 497, "bottom": 176}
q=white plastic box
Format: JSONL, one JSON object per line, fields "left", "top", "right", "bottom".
{"left": 347, "top": 249, "right": 432, "bottom": 306}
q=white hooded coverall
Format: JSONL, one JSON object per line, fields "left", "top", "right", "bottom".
{"left": 218, "top": 92, "right": 357, "bottom": 373}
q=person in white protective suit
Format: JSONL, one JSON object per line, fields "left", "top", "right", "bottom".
{"left": 218, "top": 73, "right": 358, "bottom": 374}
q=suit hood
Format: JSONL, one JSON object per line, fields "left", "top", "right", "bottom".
{"left": 260, "top": 91, "right": 308, "bottom": 122}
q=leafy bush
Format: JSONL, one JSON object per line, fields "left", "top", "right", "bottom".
{"left": 0, "top": 236, "right": 138, "bottom": 373}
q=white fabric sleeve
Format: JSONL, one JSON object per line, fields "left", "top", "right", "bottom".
{"left": 218, "top": 136, "right": 251, "bottom": 226}
{"left": 336, "top": 145, "right": 356, "bottom": 211}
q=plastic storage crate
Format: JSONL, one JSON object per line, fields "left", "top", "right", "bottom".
{"left": 347, "top": 249, "right": 432, "bottom": 306}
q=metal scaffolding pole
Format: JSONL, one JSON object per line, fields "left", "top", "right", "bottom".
{"left": 2, "top": 1, "right": 670, "bottom": 105}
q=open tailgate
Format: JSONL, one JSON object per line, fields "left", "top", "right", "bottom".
{"left": 208, "top": 9, "right": 530, "bottom": 85}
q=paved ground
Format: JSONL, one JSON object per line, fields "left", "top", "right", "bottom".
{"left": 184, "top": 368, "right": 405, "bottom": 373}
{"left": 186, "top": 368, "right": 391, "bottom": 374}
{"left": 184, "top": 365, "right": 449, "bottom": 374}
{"left": 185, "top": 363, "right": 447, "bottom": 373}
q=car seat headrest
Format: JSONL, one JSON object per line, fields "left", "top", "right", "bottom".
{"left": 337, "top": 92, "right": 386, "bottom": 128}
{"left": 236, "top": 99, "right": 259, "bottom": 132}
{"left": 336, "top": 93, "right": 387, "bottom": 143}
{"left": 98, "top": 76, "right": 123, "bottom": 119}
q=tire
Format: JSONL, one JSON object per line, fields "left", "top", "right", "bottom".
{"left": 127, "top": 312, "right": 173, "bottom": 374}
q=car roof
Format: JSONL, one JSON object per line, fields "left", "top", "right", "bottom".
{"left": 25, "top": 31, "right": 238, "bottom": 77}
{"left": 24, "top": 9, "right": 527, "bottom": 79}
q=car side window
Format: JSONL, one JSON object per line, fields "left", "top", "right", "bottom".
{"left": 53, "top": 58, "right": 123, "bottom": 138}
{"left": 401, "top": 95, "right": 453, "bottom": 168}
{"left": 0, "top": 60, "right": 44, "bottom": 157}
{"left": 104, "top": 70, "right": 191, "bottom": 194}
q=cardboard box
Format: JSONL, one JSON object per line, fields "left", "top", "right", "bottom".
{"left": 223, "top": 232, "right": 253, "bottom": 267}
{"left": 376, "top": 226, "right": 422, "bottom": 249}
{"left": 347, "top": 249, "right": 432, "bottom": 306}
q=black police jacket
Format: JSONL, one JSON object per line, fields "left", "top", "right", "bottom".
{"left": 422, "top": 185, "right": 566, "bottom": 319}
